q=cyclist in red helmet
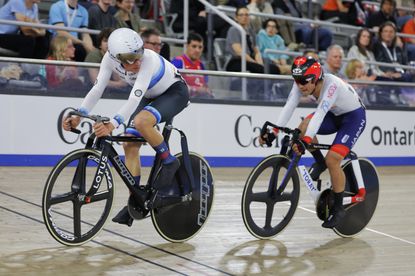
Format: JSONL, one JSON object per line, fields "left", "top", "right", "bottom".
{"left": 260, "top": 56, "right": 366, "bottom": 228}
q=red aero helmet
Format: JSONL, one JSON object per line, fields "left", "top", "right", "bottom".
{"left": 291, "top": 56, "right": 323, "bottom": 82}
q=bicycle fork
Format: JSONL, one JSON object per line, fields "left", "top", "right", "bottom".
{"left": 297, "top": 165, "right": 322, "bottom": 205}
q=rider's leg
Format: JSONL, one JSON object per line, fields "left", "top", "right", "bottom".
{"left": 124, "top": 139, "right": 142, "bottom": 184}
{"left": 112, "top": 139, "right": 143, "bottom": 226}
{"left": 322, "top": 149, "right": 347, "bottom": 228}
{"left": 298, "top": 116, "right": 327, "bottom": 180}
{"left": 134, "top": 110, "right": 180, "bottom": 189}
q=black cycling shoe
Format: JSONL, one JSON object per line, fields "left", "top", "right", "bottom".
{"left": 153, "top": 159, "right": 180, "bottom": 190}
{"left": 322, "top": 207, "right": 346, "bottom": 228}
{"left": 309, "top": 162, "right": 327, "bottom": 181}
{"left": 112, "top": 206, "right": 133, "bottom": 227}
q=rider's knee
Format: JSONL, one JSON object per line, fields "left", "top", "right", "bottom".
{"left": 326, "top": 146, "right": 348, "bottom": 168}
{"left": 325, "top": 155, "right": 339, "bottom": 169}
{"left": 134, "top": 115, "right": 154, "bottom": 132}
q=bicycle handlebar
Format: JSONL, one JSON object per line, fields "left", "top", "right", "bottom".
{"left": 67, "top": 109, "right": 110, "bottom": 135}
{"left": 261, "top": 121, "right": 332, "bottom": 152}
{"left": 68, "top": 110, "right": 110, "bottom": 123}
{"left": 261, "top": 121, "right": 301, "bottom": 140}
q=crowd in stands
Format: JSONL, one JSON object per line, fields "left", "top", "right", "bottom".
{"left": 0, "top": 0, "right": 415, "bottom": 104}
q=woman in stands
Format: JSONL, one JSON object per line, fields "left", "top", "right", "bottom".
{"left": 347, "top": 28, "right": 385, "bottom": 78}
{"left": 114, "top": 0, "right": 143, "bottom": 32}
{"left": 225, "top": 6, "right": 280, "bottom": 74}
{"left": 46, "top": 36, "right": 84, "bottom": 90}
{"left": 373, "top": 21, "right": 413, "bottom": 82}
{"left": 256, "top": 19, "right": 291, "bottom": 74}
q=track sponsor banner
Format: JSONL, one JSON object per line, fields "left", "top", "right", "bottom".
{"left": 1, "top": 94, "right": 414, "bottom": 166}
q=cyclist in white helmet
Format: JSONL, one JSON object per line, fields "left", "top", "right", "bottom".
{"left": 63, "top": 28, "right": 189, "bottom": 226}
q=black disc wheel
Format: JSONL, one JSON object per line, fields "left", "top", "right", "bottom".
{"left": 334, "top": 158, "right": 379, "bottom": 237}
{"left": 242, "top": 155, "right": 300, "bottom": 239}
{"left": 151, "top": 152, "right": 214, "bottom": 242}
{"left": 42, "top": 149, "right": 114, "bottom": 246}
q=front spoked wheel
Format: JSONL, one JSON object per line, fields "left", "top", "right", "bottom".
{"left": 334, "top": 158, "right": 379, "bottom": 237}
{"left": 242, "top": 155, "right": 300, "bottom": 239}
{"left": 151, "top": 152, "right": 214, "bottom": 242}
{"left": 42, "top": 149, "right": 115, "bottom": 246}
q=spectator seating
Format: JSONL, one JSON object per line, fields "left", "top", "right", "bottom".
{"left": 297, "top": 0, "right": 324, "bottom": 19}
{"left": 213, "top": 38, "right": 231, "bottom": 71}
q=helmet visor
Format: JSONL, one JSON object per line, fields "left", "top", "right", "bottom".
{"left": 117, "top": 48, "right": 144, "bottom": 64}
{"left": 293, "top": 76, "right": 313, "bottom": 85}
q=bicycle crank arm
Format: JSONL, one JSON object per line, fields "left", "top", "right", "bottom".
{"left": 147, "top": 193, "right": 192, "bottom": 209}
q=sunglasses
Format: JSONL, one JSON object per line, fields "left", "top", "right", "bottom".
{"left": 116, "top": 48, "right": 144, "bottom": 64}
{"left": 145, "top": 41, "right": 163, "bottom": 47}
{"left": 294, "top": 77, "right": 312, "bottom": 85}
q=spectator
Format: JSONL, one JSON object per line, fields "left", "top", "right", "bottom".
{"left": 170, "top": 0, "right": 230, "bottom": 39}
{"left": 171, "top": 33, "right": 213, "bottom": 98}
{"left": 170, "top": 0, "right": 207, "bottom": 39}
{"left": 85, "top": 28, "right": 127, "bottom": 91}
{"left": 88, "top": 0, "right": 117, "bottom": 47}
{"left": 344, "top": 58, "right": 374, "bottom": 105}
{"left": 0, "top": 63, "right": 23, "bottom": 80}
{"left": 373, "top": 21, "right": 413, "bottom": 81}
{"left": 114, "top": 0, "right": 143, "bottom": 32}
{"left": 347, "top": 28, "right": 386, "bottom": 78}
{"left": 0, "top": 0, "right": 49, "bottom": 59}
{"left": 226, "top": 6, "right": 280, "bottom": 74}
{"left": 141, "top": 28, "right": 170, "bottom": 60}
{"left": 401, "top": 12, "right": 415, "bottom": 61}
{"left": 320, "top": 0, "right": 366, "bottom": 26}
{"left": 366, "top": 0, "right": 397, "bottom": 31}
{"left": 395, "top": 0, "right": 413, "bottom": 29}
{"left": 49, "top": 0, "right": 94, "bottom": 61}
{"left": 46, "top": 35, "right": 84, "bottom": 90}
{"left": 320, "top": 0, "right": 350, "bottom": 24}
{"left": 272, "top": 0, "right": 333, "bottom": 51}
{"left": 256, "top": 19, "right": 291, "bottom": 74}
{"left": 345, "top": 59, "right": 376, "bottom": 81}
{"left": 246, "top": 0, "right": 274, "bottom": 33}
{"left": 322, "top": 44, "right": 346, "bottom": 79}
{"left": 303, "top": 49, "right": 319, "bottom": 60}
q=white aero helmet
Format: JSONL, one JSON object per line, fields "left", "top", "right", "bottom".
{"left": 108, "top": 28, "right": 144, "bottom": 64}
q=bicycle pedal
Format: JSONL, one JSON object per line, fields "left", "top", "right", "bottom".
{"left": 127, "top": 203, "right": 148, "bottom": 220}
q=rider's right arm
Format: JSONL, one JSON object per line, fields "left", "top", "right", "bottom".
{"left": 78, "top": 53, "right": 112, "bottom": 115}
{"left": 275, "top": 84, "right": 301, "bottom": 127}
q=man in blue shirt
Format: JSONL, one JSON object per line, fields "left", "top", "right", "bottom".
{"left": 48, "top": 0, "right": 94, "bottom": 61}
{"left": 0, "top": 0, "right": 49, "bottom": 58}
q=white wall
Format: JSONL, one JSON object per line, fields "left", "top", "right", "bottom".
{"left": 1, "top": 94, "right": 414, "bottom": 166}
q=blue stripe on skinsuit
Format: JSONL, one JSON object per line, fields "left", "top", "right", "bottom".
{"left": 148, "top": 56, "right": 165, "bottom": 89}
{"left": 125, "top": 127, "right": 142, "bottom": 137}
{"left": 143, "top": 106, "right": 161, "bottom": 123}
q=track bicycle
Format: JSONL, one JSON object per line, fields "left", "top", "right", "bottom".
{"left": 42, "top": 110, "right": 214, "bottom": 246}
{"left": 241, "top": 121, "right": 379, "bottom": 239}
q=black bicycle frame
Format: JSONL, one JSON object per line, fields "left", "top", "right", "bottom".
{"left": 77, "top": 118, "right": 194, "bottom": 211}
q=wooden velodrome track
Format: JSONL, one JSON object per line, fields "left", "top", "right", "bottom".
{"left": 0, "top": 166, "right": 414, "bottom": 276}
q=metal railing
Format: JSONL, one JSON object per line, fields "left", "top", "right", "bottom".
{"left": 198, "top": 0, "right": 248, "bottom": 99}
{"left": 264, "top": 48, "right": 415, "bottom": 71}
{"left": 0, "top": 18, "right": 185, "bottom": 44}
{"left": 215, "top": 5, "right": 415, "bottom": 41}
{"left": 1, "top": 57, "right": 414, "bottom": 88}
